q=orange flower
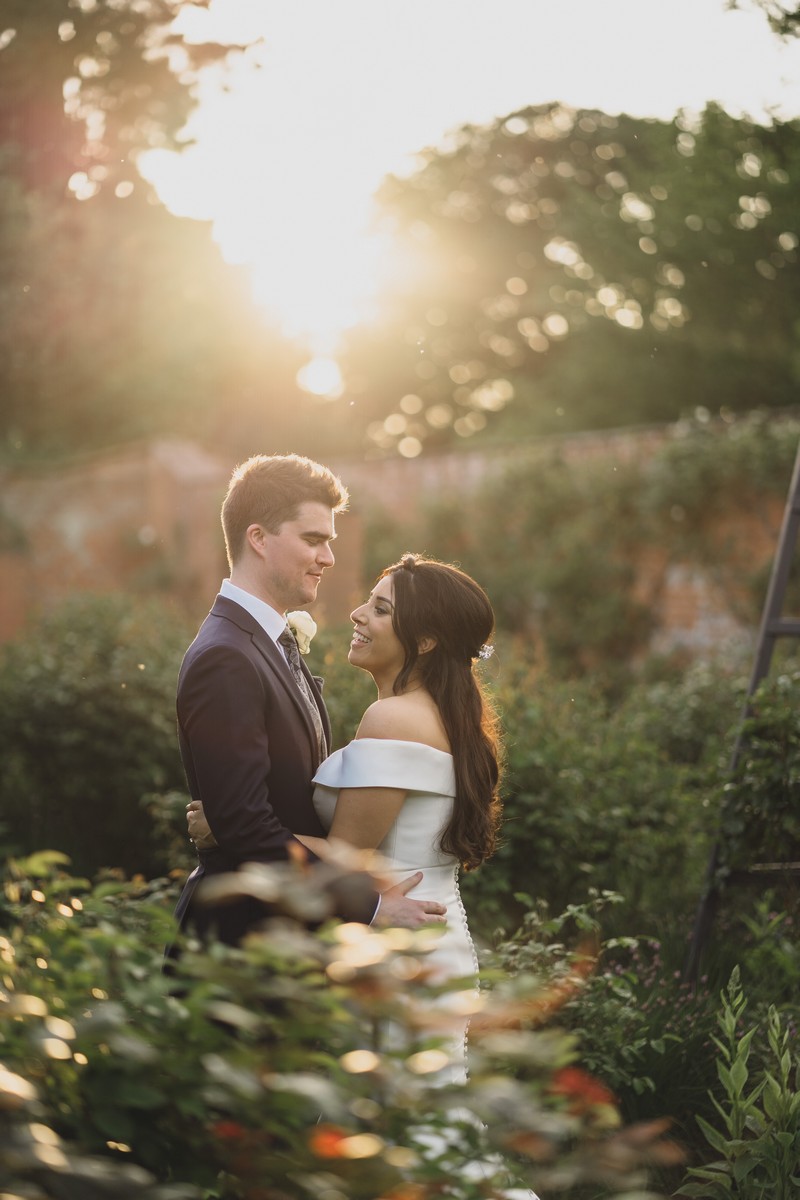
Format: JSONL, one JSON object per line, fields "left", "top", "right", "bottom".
{"left": 548, "top": 1066, "right": 616, "bottom": 1113}
{"left": 309, "top": 1123, "right": 348, "bottom": 1158}
{"left": 212, "top": 1119, "right": 248, "bottom": 1142}
{"left": 504, "top": 1130, "right": 557, "bottom": 1162}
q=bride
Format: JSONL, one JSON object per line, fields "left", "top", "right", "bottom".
{"left": 299, "top": 552, "right": 501, "bottom": 1074}
{"left": 305, "top": 555, "right": 540, "bottom": 1197}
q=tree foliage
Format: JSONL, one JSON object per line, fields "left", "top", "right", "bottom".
{"left": 0, "top": 595, "right": 191, "bottom": 876}
{"left": 0, "top": 0, "right": 230, "bottom": 196}
{"left": 729, "top": 0, "right": 800, "bottom": 39}
{"left": 0, "top": 0, "right": 329, "bottom": 461}
{"left": 1, "top": 8, "right": 799, "bottom": 464}
{"left": 332, "top": 103, "right": 800, "bottom": 456}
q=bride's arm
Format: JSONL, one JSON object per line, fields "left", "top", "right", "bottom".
{"left": 327, "top": 785, "right": 406, "bottom": 849}
{"left": 325, "top": 698, "right": 424, "bottom": 849}
{"left": 294, "top": 833, "right": 328, "bottom": 855}
{"left": 188, "top": 805, "right": 331, "bottom": 859}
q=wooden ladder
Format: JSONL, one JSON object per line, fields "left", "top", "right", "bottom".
{"left": 683, "top": 437, "right": 800, "bottom": 983}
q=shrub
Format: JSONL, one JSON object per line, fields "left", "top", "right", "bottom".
{"left": 460, "top": 658, "right": 740, "bottom": 940}
{"left": 0, "top": 594, "right": 192, "bottom": 878}
{"left": 677, "top": 969, "right": 800, "bottom": 1199}
{"left": 488, "top": 895, "right": 720, "bottom": 1137}
{"left": 714, "top": 669, "right": 800, "bottom": 887}
{"left": 0, "top": 853, "right": 681, "bottom": 1199}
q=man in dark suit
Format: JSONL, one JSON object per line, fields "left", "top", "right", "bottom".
{"left": 174, "top": 453, "right": 445, "bottom": 943}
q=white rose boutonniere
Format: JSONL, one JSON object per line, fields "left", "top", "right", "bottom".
{"left": 286, "top": 610, "right": 317, "bottom": 656}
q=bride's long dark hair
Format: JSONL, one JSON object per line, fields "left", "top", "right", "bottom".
{"left": 380, "top": 553, "right": 502, "bottom": 870}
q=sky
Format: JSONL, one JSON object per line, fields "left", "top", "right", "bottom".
{"left": 141, "top": 0, "right": 800, "bottom": 374}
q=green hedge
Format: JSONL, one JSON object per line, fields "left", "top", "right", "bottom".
{"left": 458, "top": 656, "right": 741, "bottom": 939}
{"left": 0, "top": 595, "right": 192, "bottom": 878}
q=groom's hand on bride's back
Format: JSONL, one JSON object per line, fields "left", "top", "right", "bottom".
{"left": 374, "top": 871, "right": 447, "bottom": 928}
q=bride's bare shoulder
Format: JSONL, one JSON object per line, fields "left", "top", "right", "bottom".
{"left": 355, "top": 695, "right": 449, "bottom": 752}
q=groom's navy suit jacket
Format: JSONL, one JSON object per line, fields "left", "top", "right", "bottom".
{"left": 173, "top": 595, "right": 373, "bottom": 943}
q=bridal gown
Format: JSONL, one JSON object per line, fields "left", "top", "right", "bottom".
{"left": 312, "top": 737, "right": 479, "bottom": 1084}
{"left": 312, "top": 737, "right": 539, "bottom": 1199}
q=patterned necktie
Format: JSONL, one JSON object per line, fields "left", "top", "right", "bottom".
{"left": 278, "top": 626, "right": 327, "bottom": 763}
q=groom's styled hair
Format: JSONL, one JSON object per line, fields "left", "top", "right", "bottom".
{"left": 221, "top": 453, "right": 349, "bottom": 566}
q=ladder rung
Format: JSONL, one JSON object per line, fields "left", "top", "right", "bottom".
{"left": 729, "top": 864, "right": 800, "bottom": 883}
{"left": 765, "top": 619, "right": 800, "bottom": 636}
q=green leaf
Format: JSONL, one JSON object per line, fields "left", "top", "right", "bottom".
{"left": 732, "top": 1154, "right": 758, "bottom": 1183}
{"left": 17, "top": 850, "right": 72, "bottom": 875}
{"left": 729, "top": 1053, "right": 749, "bottom": 1095}
{"left": 697, "top": 1114, "right": 733, "bottom": 1156}
{"left": 116, "top": 1081, "right": 164, "bottom": 1109}
{"left": 762, "top": 1075, "right": 784, "bottom": 1120}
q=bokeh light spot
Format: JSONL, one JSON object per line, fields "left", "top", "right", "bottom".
{"left": 542, "top": 312, "right": 569, "bottom": 338}
{"left": 383, "top": 413, "right": 407, "bottom": 436}
{"left": 407, "top": 1049, "right": 451, "bottom": 1074}
{"left": 296, "top": 357, "right": 344, "bottom": 400}
{"left": 67, "top": 172, "right": 100, "bottom": 201}
{"left": 426, "top": 404, "right": 454, "bottom": 428}
{"left": 42, "top": 1038, "right": 72, "bottom": 1060}
{"left": 340, "top": 1133, "right": 384, "bottom": 1159}
{"left": 340, "top": 1050, "right": 380, "bottom": 1073}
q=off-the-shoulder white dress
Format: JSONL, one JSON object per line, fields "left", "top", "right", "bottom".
{"left": 313, "top": 739, "right": 539, "bottom": 1198}
{"left": 312, "top": 738, "right": 479, "bottom": 1082}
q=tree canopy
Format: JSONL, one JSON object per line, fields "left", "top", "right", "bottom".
{"left": 0, "top": 4, "right": 798, "bottom": 464}
{"left": 730, "top": 0, "right": 800, "bottom": 39}
{"left": 0, "top": 0, "right": 234, "bottom": 196}
{"left": 0, "top": 0, "right": 327, "bottom": 461}
{"left": 329, "top": 102, "right": 800, "bottom": 456}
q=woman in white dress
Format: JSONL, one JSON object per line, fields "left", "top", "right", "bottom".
{"left": 296, "top": 552, "right": 502, "bottom": 1084}
{"left": 304, "top": 556, "right": 535, "bottom": 1196}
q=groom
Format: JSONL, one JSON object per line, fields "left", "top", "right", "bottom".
{"left": 173, "top": 452, "right": 445, "bottom": 944}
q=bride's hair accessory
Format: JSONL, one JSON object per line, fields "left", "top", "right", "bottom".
{"left": 476, "top": 643, "right": 494, "bottom": 660}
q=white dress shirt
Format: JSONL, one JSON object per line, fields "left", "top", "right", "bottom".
{"left": 220, "top": 578, "right": 288, "bottom": 649}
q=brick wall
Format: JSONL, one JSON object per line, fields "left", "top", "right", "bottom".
{"left": 0, "top": 439, "right": 365, "bottom": 642}
{"left": 0, "top": 428, "right": 790, "bottom": 659}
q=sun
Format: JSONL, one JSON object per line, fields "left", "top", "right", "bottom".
{"left": 138, "top": 4, "right": 417, "bottom": 367}
{"left": 140, "top": 129, "right": 398, "bottom": 356}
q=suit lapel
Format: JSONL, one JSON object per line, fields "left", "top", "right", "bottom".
{"left": 210, "top": 596, "right": 328, "bottom": 760}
